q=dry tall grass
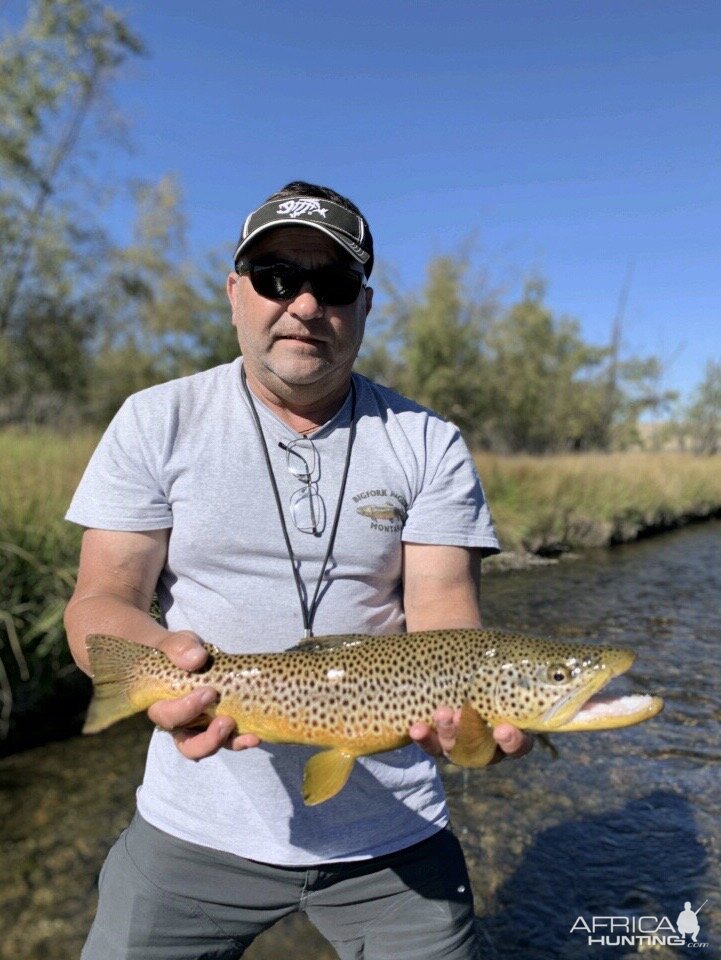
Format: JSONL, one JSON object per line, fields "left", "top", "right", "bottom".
{"left": 0, "top": 429, "right": 97, "bottom": 525}
{"left": 477, "top": 450, "right": 721, "bottom": 553}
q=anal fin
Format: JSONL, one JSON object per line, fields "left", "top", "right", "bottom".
{"left": 448, "top": 701, "right": 497, "bottom": 768}
{"left": 303, "top": 748, "right": 356, "bottom": 805}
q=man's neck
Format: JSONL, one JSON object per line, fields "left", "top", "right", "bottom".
{"left": 242, "top": 366, "right": 352, "bottom": 435}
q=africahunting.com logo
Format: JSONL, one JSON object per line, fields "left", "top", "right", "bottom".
{"left": 570, "top": 898, "right": 710, "bottom": 949}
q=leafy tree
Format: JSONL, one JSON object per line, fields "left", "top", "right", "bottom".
{"left": 360, "top": 265, "right": 674, "bottom": 453}
{"left": 483, "top": 278, "right": 607, "bottom": 452}
{"left": 603, "top": 356, "right": 677, "bottom": 449}
{"left": 0, "top": 0, "right": 143, "bottom": 422}
{"left": 357, "top": 255, "right": 493, "bottom": 443}
{"left": 88, "top": 176, "right": 237, "bottom": 422}
{"left": 685, "top": 360, "right": 721, "bottom": 454}
{"left": 355, "top": 263, "right": 412, "bottom": 387}
{"left": 397, "top": 256, "right": 489, "bottom": 439}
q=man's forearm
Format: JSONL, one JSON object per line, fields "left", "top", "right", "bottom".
{"left": 64, "top": 592, "right": 169, "bottom": 675}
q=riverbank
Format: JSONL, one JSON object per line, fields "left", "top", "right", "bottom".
{"left": 476, "top": 450, "right": 721, "bottom": 560}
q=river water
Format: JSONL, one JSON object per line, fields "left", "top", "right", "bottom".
{"left": 1, "top": 524, "right": 719, "bottom": 959}
{"left": 464, "top": 521, "right": 721, "bottom": 959}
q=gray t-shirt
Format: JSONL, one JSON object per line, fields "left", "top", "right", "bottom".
{"left": 67, "top": 359, "right": 500, "bottom": 865}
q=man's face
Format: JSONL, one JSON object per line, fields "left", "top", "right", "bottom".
{"left": 226, "top": 226, "right": 373, "bottom": 400}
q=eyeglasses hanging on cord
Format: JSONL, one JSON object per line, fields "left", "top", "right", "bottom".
{"left": 240, "top": 365, "right": 356, "bottom": 638}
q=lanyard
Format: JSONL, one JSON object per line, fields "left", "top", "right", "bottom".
{"left": 240, "top": 365, "right": 356, "bottom": 638}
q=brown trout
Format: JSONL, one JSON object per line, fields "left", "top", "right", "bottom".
{"left": 83, "top": 629, "right": 663, "bottom": 805}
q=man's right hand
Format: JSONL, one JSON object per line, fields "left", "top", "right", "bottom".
{"left": 147, "top": 631, "right": 261, "bottom": 760}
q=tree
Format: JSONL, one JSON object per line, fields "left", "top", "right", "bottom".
{"left": 397, "top": 257, "right": 489, "bottom": 439}
{"left": 359, "top": 262, "right": 675, "bottom": 453}
{"left": 604, "top": 356, "right": 677, "bottom": 449}
{"left": 0, "top": 0, "right": 144, "bottom": 423}
{"left": 355, "top": 263, "right": 412, "bottom": 387}
{"left": 483, "top": 278, "right": 607, "bottom": 452}
{"left": 87, "top": 176, "right": 237, "bottom": 423}
{"left": 0, "top": 0, "right": 144, "bottom": 332}
{"left": 357, "top": 255, "right": 492, "bottom": 443}
{"left": 686, "top": 360, "right": 721, "bottom": 454}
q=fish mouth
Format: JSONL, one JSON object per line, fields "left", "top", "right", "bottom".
{"left": 555, "top": 691, "right": 665, "bottom": 731}
{"left": 537, "top": 649, "right": 664, "bottom": 732}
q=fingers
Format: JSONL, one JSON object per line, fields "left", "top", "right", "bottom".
{"left": 409, "top": 721, "right": 441, "bottom": 756}
{"left": 228, "top": 732, "right": 262, "bottom": 751}
{"left": 147, "top": 685, "right": 217, "bottom": 731}
{"left": 434, "top": 706, "right": 460, "bottom": 756}
{"left": 171, "top": 718, "right": 261, "bottom": 760}
{"left": 149, "top": 631, "right": 260, "bottom": 759}
{"left": 158, "top": 630, "right": 208, "bottom": 670}
{"left": 172, "top": 715, "right": 237, "bottom": 760}
{"left": 149, "top": 689, "right": 261, "bottom": 759}
{"left": 147, "top": 629, "right": 213, "bottom": 733}
{"left": 409, "top": 706, "right": 460, "bottom": 759}
{"left": 490, "top": 723, "right": 534, "bottom": 764}
{"left": 410, "top": 712, "right": 534, "bottom": 765}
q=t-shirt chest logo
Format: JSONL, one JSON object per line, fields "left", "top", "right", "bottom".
{"left": 352, "top": 488, "right": 407, "bottom": 533}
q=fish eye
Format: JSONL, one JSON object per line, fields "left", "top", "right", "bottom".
{"left": 547, "top": 664, "right": 572, "bottom": 683}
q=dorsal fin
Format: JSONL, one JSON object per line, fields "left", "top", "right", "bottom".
{"left": 287, "top": 633, "right": 369, "bottom": 653}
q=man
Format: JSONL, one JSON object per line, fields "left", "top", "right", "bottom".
{"left": 64, "top": 181, "right": 530, "bottom": 960}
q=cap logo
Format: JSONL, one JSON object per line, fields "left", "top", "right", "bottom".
{"left": 276, "top": 199, "right": 328, "bottom": 219}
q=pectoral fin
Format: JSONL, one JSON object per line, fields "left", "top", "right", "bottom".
{"left": 448, "top": 702, "right": 498, "bottom": 768}
{"left": 303, "top": 749, "right": 356, "bottom": 806}
{"left": 535, "top": 732, "right": 559, "bottom": 759}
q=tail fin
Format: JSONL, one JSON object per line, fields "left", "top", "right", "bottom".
{"left": 82, "top": 634, "right": 152, "bottom": 734}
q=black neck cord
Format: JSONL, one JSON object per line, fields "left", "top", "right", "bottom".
{"left": 240, "top": 365, "right": 357, "bottom": 638}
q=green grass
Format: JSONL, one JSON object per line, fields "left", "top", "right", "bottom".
{"left": 0, "top": 430, "right": 97, "bottom": 737}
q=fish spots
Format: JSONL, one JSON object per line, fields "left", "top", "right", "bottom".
{"left": 98, "top": 628, "right": 642, "bottom": 754}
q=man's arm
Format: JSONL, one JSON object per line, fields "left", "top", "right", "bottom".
{"left": 64, "top": 528, "right": 259, "bottom": 759}
{"left": 402, "top": 542, "right": 532, "bottom": 763}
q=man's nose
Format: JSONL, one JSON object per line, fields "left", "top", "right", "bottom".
{"left": 288, "top": 282, "right": 324, "bottom": 319}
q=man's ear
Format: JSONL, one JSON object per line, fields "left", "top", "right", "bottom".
{"left": 226, "top": 271, "right": 239, "bottom": 306}
{"left": 364, "top": 285, "right": 373, "bottom": 317}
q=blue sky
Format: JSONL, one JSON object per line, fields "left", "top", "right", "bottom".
{"left": 24, "top": 1, "right": 721, "bottom": 400}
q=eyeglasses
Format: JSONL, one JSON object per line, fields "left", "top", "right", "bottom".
{"left": 236, "top": 257, "right": 366, "bottom": 306}
{"left": 279, "top": 437, "right": 326, "bottom": 534}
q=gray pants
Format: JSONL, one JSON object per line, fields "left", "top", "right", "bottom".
{"left": 82, "top": 813, "right": 479, "bottom": 960}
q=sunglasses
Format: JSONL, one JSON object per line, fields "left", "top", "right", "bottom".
{"left": 236, "top": 257, "right": 366, "bottom": 306}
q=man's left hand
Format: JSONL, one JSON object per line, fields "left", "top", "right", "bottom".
{"left": 409, "top": 706, "right": 533, "bottom": 765}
